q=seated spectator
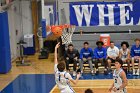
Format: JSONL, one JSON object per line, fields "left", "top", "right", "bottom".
{"left": 64, "top": 44, "right": 79, "bottom": 76}
{"left": 107, "top": 41, "right": 119, "bottom": 73}
{"left": 131, "top": 38, "right": 140, "bottom": 75}
{"left": 94, "top": 41, "right": 107, "bottom": 75}
{"left": 85, "top": 89, "right": 94, "bottom": 93}
{"left": 79, "top": 42, "right": 94, "bottom": 75}
{"left": 119, "top": 41, "right": 131, "bottom": 73}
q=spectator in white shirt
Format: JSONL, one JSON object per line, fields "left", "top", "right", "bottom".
{"left": 107, "top": 41, "right": 119, "bottom": 73}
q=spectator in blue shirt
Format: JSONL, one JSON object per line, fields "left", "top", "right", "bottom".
{"left": 131, "top": 38, "right": 140, "bottom": 75}
{"left": 79, "top": 42, "right": 94, "bottom": 75}
{"left": 94, "top": 41, "right": 107, "bottom": 75}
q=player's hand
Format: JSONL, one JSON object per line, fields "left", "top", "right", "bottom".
{"left": 134, "top": 56, "right": 139, "bottom": 59}
{"left": 76, "top": 73, "right": 81, "bottom": 79}
{"left": 82, "top": 58, "right": 87, "bottom": 62}
{"left": 55, "top": 42, "right": 60, "bottom": 49}
{"left": 66, "top": 57, "right": 69, "bottom": 60}
{"left": 112, "top": 87, "right": 117, "bottom": 92}
{"left": 123, "top": 59, "right": 126, "bottom": 63}
{"left": 108, "top": 87, "right": 113, "bottom": 92}
{"left": 99, "top": 58, "right": 102, "bottom": 60}
{"left": 112, "top": 57, "right": 116, "bottom": 60}
{"left": 88, "top": 57, "right": 92, "bottom": 60}
{"left": 74, "top": 57, "right": 78, "bottom": 61}
{"left": 109, "top": 56, "right": 114, "bottom": 59}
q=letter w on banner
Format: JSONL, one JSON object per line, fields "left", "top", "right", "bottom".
{"left": 69, "top": 1, "right": 140, "bottom": 26}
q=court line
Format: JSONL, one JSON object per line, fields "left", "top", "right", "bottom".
{"left": 49, "top": 79, "right": 140, "bottom": 92}
{"left": 50, "top": 85, "right": 57, "bottom": 93}
{"left": 51, "top": 86, "right": 139, "bottom": 89}
{"left": 50, "top": 86, "right": 138, "bottom": 90}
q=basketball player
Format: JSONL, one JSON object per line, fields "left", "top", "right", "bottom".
{"left": 109, "top": 58, "right": 127, "bottom": 93}
{"left": 85, "top": 89, "right": 94, "bottom": 93}
{"left": 54, "top": 42, "right": 81, "bottom": 93}
{"left": 119, "top": 41, "right": 131, "bottom": 73}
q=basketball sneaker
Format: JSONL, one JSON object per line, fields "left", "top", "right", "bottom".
{"left": 136, "top": 69, "right": 139, "bottom": 76}
{"left": 133, "top": 69, "right": 136, "bottom": 75}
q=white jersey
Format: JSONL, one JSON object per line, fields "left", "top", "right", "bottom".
{"left": 120, "top": 49, "right": 129, "bottom": 61}
{"left": 107, "top": 46, "right": 119, "bottom": 57}
{"left": 112, "top": 68, "right": 127, "bottom": 93}
{"left": 54, "top": 64, "right": 75, "bottom": 93}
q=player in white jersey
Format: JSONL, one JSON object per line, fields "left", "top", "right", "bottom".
{"left": 119, "top": 41, "right": 131, "bottom": 73}
{"left": 54, "top": 42, "right": 81, "bottom": 93}
{"left": 109, "top": 58, "right": 128, "bottom": 93}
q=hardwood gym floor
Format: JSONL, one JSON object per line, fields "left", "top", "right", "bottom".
{"left": 0, "top": 53, "right": 140, "bottom": 93}
{"left": 0, "top": 53, "right": 54, "bottom": 91}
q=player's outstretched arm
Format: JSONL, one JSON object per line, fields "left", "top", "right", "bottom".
{"left": 69, "top": 73, "right": 81, "bottom": 85}
{"left": 54, "top": 42, "right": 60, "bottom": 64}
{"left": 119, "top": 71, "right": 128, "bottom": 90}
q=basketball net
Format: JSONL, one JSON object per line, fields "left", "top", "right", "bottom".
{"left": 61, "top": 25, "right": 75, "bottom": 45}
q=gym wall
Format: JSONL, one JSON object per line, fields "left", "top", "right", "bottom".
{"left": 57, "top": 0, "right": 140, "bottom": 50}
{"left": 7, "top": 0, "right": 33, "bottom": 60}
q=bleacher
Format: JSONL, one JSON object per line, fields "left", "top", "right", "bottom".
{"left": 69, "top": 62, "right": 139, "bottom": 73}
{"left": 66, "top": 33, "right": 140, "bottom": 73}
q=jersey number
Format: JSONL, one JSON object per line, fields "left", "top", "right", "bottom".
{"left": 58, "top": 75, "right": 66, "bottom": 85}
{"left": 115, "top": 79, "right": 117, "bottom": 83}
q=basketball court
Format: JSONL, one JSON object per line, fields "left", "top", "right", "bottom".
{"left": 0, "top": 0, "right": 140, "bottom": 93}
{"left": 0, "top": 54, "right": 140, "bottom": 93}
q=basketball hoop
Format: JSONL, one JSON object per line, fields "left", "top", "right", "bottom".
{"left": 44, "top": 24, "right": 75, "bottom": 43}
{"left": 61, "top": 25, "right": 75, "bottom": 45}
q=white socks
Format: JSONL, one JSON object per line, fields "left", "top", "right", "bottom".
{"left": 133, "top": 69, "right": 140, "bottom": 75}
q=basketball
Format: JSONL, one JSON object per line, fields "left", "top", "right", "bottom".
{"left": 51, "top": 26, "right": 63, "bottom": 37}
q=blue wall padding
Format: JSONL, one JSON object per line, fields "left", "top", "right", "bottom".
{"left": 41, "top": 19, "right": 47, "bottom": 38}
{"left": 0, "top": 11, "right": 11, "bottom": 73}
